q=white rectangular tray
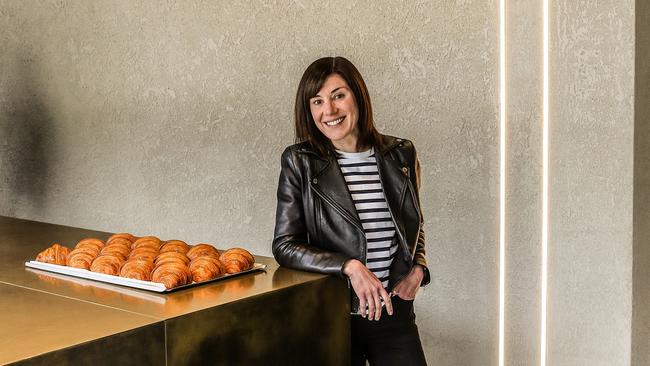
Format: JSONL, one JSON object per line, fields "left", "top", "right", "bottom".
{"left": 25, "top": 260, "right": 266, "bottom": 293}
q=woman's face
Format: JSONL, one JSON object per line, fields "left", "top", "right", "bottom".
{"left": 309, "top": 73, "right": 360, "bottom": 152}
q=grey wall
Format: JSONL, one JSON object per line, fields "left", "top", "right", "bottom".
{"left": 505, "top": 0, "right": 543, "bottom": 363}
{"left": 0, "top": 1, "right": 645, "bottom": 365}
{"left": 548, "top": 0, "right": 635, "bottom": 364}
{"left": 505, "top": 1, "right": 636, "bottom": 365}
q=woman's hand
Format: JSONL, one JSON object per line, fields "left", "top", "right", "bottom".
{"left": 391, "top": 265, "right": 425, "bottom": 300}
{"left": 343, "top": 259, "right": 393, "bottom": 320}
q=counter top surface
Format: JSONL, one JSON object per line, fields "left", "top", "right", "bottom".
{"left": 0, "top": 216, "right": 326, "bottom": 320}
{"left": 0, "top": 282, "right": 159, "bottom": 365}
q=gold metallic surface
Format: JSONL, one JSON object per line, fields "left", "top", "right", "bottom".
{"left": 0, "top": 283, "right": 160, "bottom": 365}
{"left": 166, "top": 275, "right": 350, "bottom": 366}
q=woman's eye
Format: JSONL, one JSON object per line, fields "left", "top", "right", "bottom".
{"left": 312, "top": 99, "right": 322, "bottom": 106}
{"left": 333, "top": 93, "right": 344, "bottom": 100}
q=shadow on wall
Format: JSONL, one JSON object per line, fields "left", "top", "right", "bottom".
{"left": 1, "top": 53, "right": 56, "bottom": 215}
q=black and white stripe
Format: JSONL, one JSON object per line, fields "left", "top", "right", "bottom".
{"left": 337, "top": 148, "right": 397, "bottom": 288}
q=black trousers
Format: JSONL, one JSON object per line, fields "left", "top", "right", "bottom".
{"left": 350, "top": 297, "right": 427, "bottom": 366}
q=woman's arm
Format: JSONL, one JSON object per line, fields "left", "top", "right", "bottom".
{"left": 413, "top": 155, "right": 430, "bottom": 285}
{"left": 272, "top": 147, "right": 351, "bottom": 277}
{"left": 393, "top": 145, "right": 430, "bottom": 299}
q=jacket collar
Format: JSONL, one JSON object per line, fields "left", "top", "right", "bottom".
{"left": 296, "top": 134, "right": 403, "bottom": 159}
{"left": 376, "top": 135, "right": 403, "bottom": 155}
{"left": 303, "top": 135, "right": 409, "bottom": 231}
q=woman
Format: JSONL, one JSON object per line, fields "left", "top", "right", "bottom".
{"left": 272, "top": 56, "right": 429, "bottom": 365}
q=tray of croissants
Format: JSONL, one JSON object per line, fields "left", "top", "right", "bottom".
{"left": 25, "top": 233, "right": 265, "bottom": 293}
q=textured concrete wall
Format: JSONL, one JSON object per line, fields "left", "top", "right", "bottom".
{"left": 505, "top": 0, "right": 543, "bottom": 364}
{"left": 455, "top": 1, "right": 640, "bottom": 363}
{"left": 0, "top": 1, "right": 499, "bottom": 364}
{"left": 505, "top": 0, "right": 636, "bottom": 364}
{"left": 632, "top": 0, "right": 650, "bottom": 364}
{"left": 549, "top": 0, "right": 635, "bottom": 365}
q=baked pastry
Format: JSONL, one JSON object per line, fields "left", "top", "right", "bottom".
{"left": 72, "top": 245, "right": 101, "bottom": 258}
{"left": 100, "top": 242, "right": 131, "bottom": 260}
{"left": 155, "top": 251, "right": 190, "bottom": 266}
{"left": 189, "top": 256, "right": 226, "bottom": 282}
{"left": 120, "top": 259, "right": 155, "bottom": 281}
{"left": 66, "top": 247, "right": 99, "bottom": 270}
{"left": 160, "top": 240, "right": 190, "bottom": 254}
{"left": 128, "top": 247, "right": 159, "bottom": 261}
{"left": 186, "top": 244, "right": 220, "bottom": 260}
{"left": 90, "top": 255, "right": 125, "bottom": 276}
{"left": 74, "top": 238, "right": 105, "bottom": 252}
{"left": 106, "top": 233, "right": 136, "bottom": 244}
{"left": 36, "top": 243, "right": 70, "bottom": 265}
{"left": 34, "top": 235, "right": 256, "bottom": 289}
{"left": 131, "top": 236, "right": 162, "bottom": 249}
{"left": 105, "top": 236, "right": 133, "bottom": 248}
{"left": 219, "top": 248, "right": 255, "bottom": 274}
{"left": 151, "top": 262, "right": 192, "bottom": 289}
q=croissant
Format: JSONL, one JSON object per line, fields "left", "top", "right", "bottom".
{"left": 90, "top": 255, "right": 125, "bottom": 275}
{"left": 36, "top": 243, "right": 70, "bottom": 265}
{"left": 128, "top": 247, "right": 159, "bottom": 261}
{"left": 131, "top": 236, "right": 162, "bottom": 250}
{"left": 187, "top": 244, "right": 220, "bottom": 260}
{"left": 219, "top": 248, "right": 255, "bottom": 274}
{"left": 155, "top": 251, "right": 190, "bottom": 266}
{"left": 106, "top": 233, "right": 137, "bottom": 244}
{"left": 72, "top": 245, "right": 101, "bottom": 259}
{"left": 151, "top": 262, "right": 192, "bottom": 289}
{"left": 105, "top": 237, "right": 133, "bottom": 248}
{"left": 75, "top": 238, "right": 105, "bottom": 252}
{"left": 120, "top": 259, "right": 155, "bottom": 281}
{"left": 189, "top": 256, "right": 226, "bottom": 282}
{"left": 160, "top": 240, "right": 190, "bottom": 254}
{"left": 100, "top": 243, "right": 131, "bottom": 260}
{"left": 66, "top": 248, "right": 98, "bottom": 270}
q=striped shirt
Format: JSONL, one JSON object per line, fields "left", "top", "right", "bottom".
{"left": 336, "top": 148, "right": 397, "bottom": 289}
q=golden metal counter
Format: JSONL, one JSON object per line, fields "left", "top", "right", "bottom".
{"left": 0, "top": 216, "right": 349, "bottom": 365}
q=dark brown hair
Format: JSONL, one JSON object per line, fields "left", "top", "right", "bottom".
{"left": 294, "top": 56, "right": 383, "bottom": 156}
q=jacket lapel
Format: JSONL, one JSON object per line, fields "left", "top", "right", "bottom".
{"left": 375, "top": 138, "right": 411, "bottom": 251}
{"left": 309, "top": 153, "right": 362, "bottom": 228}
{"left": 375, "top": 149, "right": 408, "bottom": 225}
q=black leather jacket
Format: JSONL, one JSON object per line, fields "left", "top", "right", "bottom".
{"left": 272, "top": 135, "right": 430, "bottom": 291}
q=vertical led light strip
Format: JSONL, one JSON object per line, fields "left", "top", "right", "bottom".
{"left": 541, "top": 0, "right": 549, "bottom": 364}
{"left": 498, "top": 0, "right": 506, "bottom": 364}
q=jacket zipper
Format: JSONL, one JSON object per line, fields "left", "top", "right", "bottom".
{"left": 405, "top": 176, "right": 423, "bottom": 259}
{"left": 376, "top": 162, "right": 410, "bottom": 261}
{"left": 309, "top": 183, "right": 367, "bottom": 261}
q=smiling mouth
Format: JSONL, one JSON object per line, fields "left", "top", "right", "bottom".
{"left": 324, "top": 117, "right": 344, "bottom": 126}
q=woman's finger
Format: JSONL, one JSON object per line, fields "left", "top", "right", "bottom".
{"left": 373, "top": 291, "right": 383, "bottom": 320}
{"left": 375, "top": 287, "right": 390, "bottom": 319}
{"left": 381, "top": 288, "right": 393, "bottom": 316}
{"left": 358, "top": 295, "right": 367, "bottom": 318}
{"left": 367, "top": 290, "right": 377, "bottom": 320}
{"left": 396, "top": 284, "right": 417, "bottom": 300}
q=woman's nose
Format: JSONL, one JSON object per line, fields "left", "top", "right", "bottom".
{"left": 325, "top": 100, "right": 337, "bottom": 114}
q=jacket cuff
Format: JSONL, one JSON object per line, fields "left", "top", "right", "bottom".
{"left": 421, "top": 265, "right": 431, "bottom": 286}
{"left": 338, "top": 257, "right": 356, "bottom": 279}
{"left": 415, "top": 263, "right": 431, "bottom": 287}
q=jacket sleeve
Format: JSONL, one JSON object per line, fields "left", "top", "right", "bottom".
{"left": 272, "top": 147, "right": 351, "bottom": 277}
{"left": 412, "top": 146, "right": 431, "bottom": 286}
